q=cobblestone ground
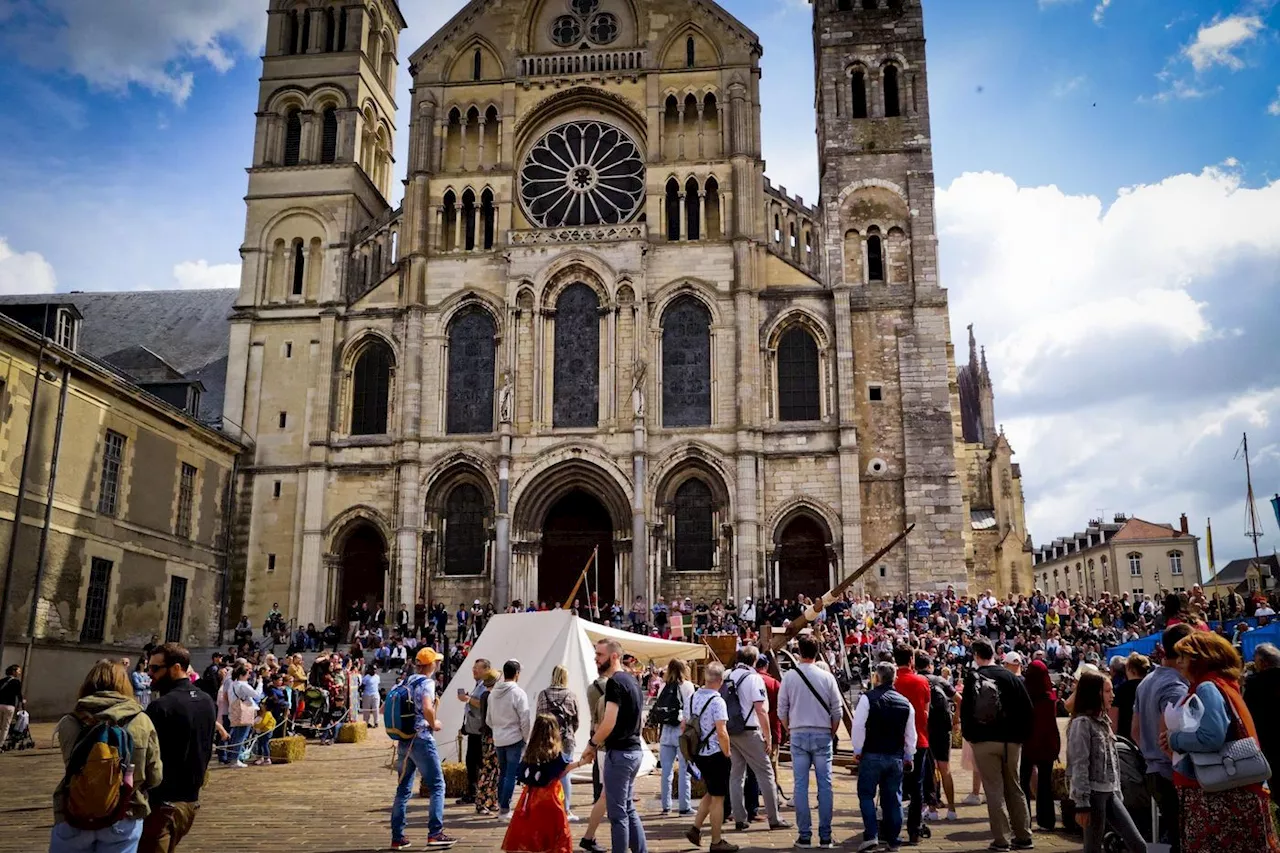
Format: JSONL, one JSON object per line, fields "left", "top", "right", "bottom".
{"left": 1, "top": 723, "right": 1081, "bottom": 852}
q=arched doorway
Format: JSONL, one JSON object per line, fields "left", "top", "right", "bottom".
{"left": 777, "top": 514, "right": 830, "bottom": 601}
{"left": 339, "top": 522, "right": 388, "bottom": 612}
{"left": 539, "top": 490, "right": 615, "bottom": 609}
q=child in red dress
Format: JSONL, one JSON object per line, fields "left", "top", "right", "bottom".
{"left": 501, "top": 713, "right": 589, "bottom": 853}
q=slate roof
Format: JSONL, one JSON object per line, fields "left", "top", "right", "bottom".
{"left": 1206, "top": 555, "right": 1278, "bottom": 588}
{"left": 1111, "top": 517, "right": 1186, "bottom": 541}
{"left": 0, "top": 290, "right": 236, "bottom": 423}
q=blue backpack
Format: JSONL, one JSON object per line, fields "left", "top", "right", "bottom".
{"left": 61, "top": 712, "right": 137, "bottom": 829}
{"left": 384, "top": 676, "right": 421, "bottom": 741}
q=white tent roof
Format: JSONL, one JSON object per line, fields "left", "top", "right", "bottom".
{"left": 434, "top": 610, "right": 708, "bottom": 764}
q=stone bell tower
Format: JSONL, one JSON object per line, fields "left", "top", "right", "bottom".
{"left": 812, "top": 0, "right": 967, "bottom": 592}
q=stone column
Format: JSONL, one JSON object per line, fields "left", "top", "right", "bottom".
{"left": 495, "top": 424, "right": 512, "bottom": 608}
{"left": 632, "top": 417, "right": 647, "bottom": 612}
{"left": 678, "top": 193, "right": 687, "bottom": 241}
{"left": 476, "top": 117, "right": 486, "bottom": 170}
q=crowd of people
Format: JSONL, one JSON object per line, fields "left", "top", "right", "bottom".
{"left": 24, "top": 577, "right": 1280, "bottom": 853}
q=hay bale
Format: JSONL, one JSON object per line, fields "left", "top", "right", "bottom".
{"left": 692, "top": 777, "right": 707, "bottom": 800}
{"left": 1051, "top": 762, "right": 1068, "bottom": 801}
{"left": 337, "top": 722, "right": 368, "bottom": 743}
{"left": 269, "top": 735, "right": 307, "bottom": 764}
{"left": 950, "top": 729, "right": 962, "bottom": 749}
{"left": 443, "top": 761, "right": 469, "bottom": 798}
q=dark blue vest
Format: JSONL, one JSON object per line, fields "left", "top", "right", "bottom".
{"left": 864, "top": 686, "right": 911, "bottom": 756}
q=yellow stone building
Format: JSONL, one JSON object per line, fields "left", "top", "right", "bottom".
{"left": 0, "top": 297, "right": 243, "bottom": 712}
{"left": 210, "top": 0, "right": 1012, "bottom": 628}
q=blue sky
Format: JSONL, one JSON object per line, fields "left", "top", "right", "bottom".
{"left": 0, "top": 0, "right": 1277, "bottom": 579}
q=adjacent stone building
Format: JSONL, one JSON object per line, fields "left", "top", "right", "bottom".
{"left": 955, "top": 326, "right": 1032, "bottom": 597}
{"left": 1032, "top": 514, "right": 1201, "bottom": 599}
{"left": 0, "top": 296, "right": 243, "bottom": 713}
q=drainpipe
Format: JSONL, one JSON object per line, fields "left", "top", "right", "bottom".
{"left": 22, "top": 362, "right": 69, "bottom": 677}
{"left": 218, "top": 455, "right": 241, "bottom": 644}
{"left": 0, "top": 320, "right": 50, "bottom": 655}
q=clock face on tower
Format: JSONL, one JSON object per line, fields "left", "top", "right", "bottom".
{"left": 518, "top": 120, "right": 645, "bottom": 229}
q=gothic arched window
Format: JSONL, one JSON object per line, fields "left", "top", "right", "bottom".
{"left": 851, "top": 69, "right": 868, "bottom": 119}
{"left": 665, "top": 179, "right": 681, "bottom": 241}
{"left": 777, "top": 326, "right": 821, "bottom": 422}
{"left": 884, "top": 64, "right": 901, "bottom": 117}
{"left": 443, "top": 483, "right": 487, "bottom": 576}
{"left": 462, "top": 188, "right": 477, "bottom": 251}
{"left": 673, "top": 478, "right": 714, "bottom": 572}
{"left": 553, "top": 283, "right": 600, "bottom": 428}
{"left": 481, "top": 189, "right": 495, "bottom": 250}
{"left": 350, "top": 341, "right": 393, "bottom": 435}
{"left": 867, "top": 232, "right": 885, "bottom": 281}
{"left": 320, "top": 107, "right": 338, "bottom": 163}
{"left": 324, "top": 7, "right": 336, "bottom": 52}
{"left": 446, "top": 309, "right": 496, "bottom": 434}
{"left": 291, "top": 240, "right": 305, "bottom": 295}
{"left": 686, "top": 37, "right": 696, "bottom": 68}
{"left": 473, "top": 49, "right": 483, "bottom": 81}
{"left": 685, "top": 178, "right": 701, "bottom": 241}
{"left": 662, "top": 296, "right": 711, "bottom": 427}
{"left": 284, "top": 109, "right": 302, "bottom": 165}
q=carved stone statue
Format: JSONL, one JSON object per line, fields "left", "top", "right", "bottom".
{"left": 498, "top": 371, "right": 513, "bottom": 423}
{"left": 631, "top": 359, "right": 647, "bottom": 418}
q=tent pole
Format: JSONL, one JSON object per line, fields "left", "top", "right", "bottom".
{"left": 561, "top": 546, "right": 598, "bottom": 610}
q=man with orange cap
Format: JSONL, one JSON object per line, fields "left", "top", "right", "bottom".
{"left": 390, "top": 647, "right": 454, "bottom": 849}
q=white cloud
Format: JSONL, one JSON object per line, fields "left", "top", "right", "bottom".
{"left": 3, "top": 0, "right": 265, "bottom": 103}
{"left": 939, "top": 166, "right": 1280, "bottom": 556}
{"left": 172, "top": 260, "right": 240, "bottom": 290}
{"left": 1053, "top": 75, "right": 1087, "bottom": 97}
{"left": 0, "top": 237, "right": 58, "bottom": 295}
{"left": 1269, "top": 86, "right": 1280, "bottom": 116}
{"left": 1183, "top": 14, "right": 1266, "bottom": 72}
{"left": 1093, "top": 0, "right": 1114, "bottom": 25}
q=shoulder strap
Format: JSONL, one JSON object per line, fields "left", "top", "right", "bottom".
{"left": 791, "top": 664, "right": 833, "bottom": 716}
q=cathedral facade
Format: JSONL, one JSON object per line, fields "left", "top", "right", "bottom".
{"left": 222, "top": 0, "right": 975, "bottom": 628}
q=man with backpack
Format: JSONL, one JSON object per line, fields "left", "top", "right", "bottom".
{"left": 723, "top": 646, "right": 789, "bottom": 833}
{"left": 140, "top": 642, "right": 216, "bottom": 853}
{"left": 961, "top": 637, "right": 1034, "bottom": 851}
{"left": 778, "top": 635, "right": 842, "bottom": 849}
{"left": 388, "top": 646, "right": 453, "bottom": 850}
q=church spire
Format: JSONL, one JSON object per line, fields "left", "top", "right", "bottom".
{"left": 980, "top": 345, "right": 990, "bottom": 386}
{"left": 967, "top": 324, "right": 979, "bottom": 376}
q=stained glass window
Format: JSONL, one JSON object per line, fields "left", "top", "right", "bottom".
{"left": 551, "top": 15, "right": 581, "bottom": 46}
{"left": 351, "top": 341, "right": 392, "bottom": 435}
{"left": 443, "top": 483, "right": 488, "bottom": 576}
{"left": 519, "top": 121, "right": 645, "bottom": 229}
{"left": 777, "top": 327, "right": 820, "bottom": 422}
{"left": 662, "top": 296, "right": 711, "bottom": 428}
{"left": 446, "top": 309, "right": 496, "bottom": 434}
{"left": 553, "top": 283, "right": 600, "bottom": 428}
{"left": 673, "top": 479, "right": 714, "bottom": 572}
{"left": 587, "top": 13, "right": 618, "bottom": 44}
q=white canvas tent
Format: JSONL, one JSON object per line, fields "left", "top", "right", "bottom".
{"left": 435, "top": 609, "right": 710, "bottom": 765}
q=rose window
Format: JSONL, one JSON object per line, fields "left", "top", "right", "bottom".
{"left": 587, "top": 13, "right": 618, "bottom": 45}
{"left": 550, "top": 15, "right": 582, "bottom": 47}
{"left": 519, "top": 121, "right": 645, "bottom": 228}
{"left": 549, "top": 0, "right": 618, "bottom": 48}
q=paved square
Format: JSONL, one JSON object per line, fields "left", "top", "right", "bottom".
{"left": 0, "top": 723, "right": 1080, "bottom": 852}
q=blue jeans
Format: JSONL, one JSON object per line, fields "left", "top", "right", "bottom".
{"left": 392, "top": 736, "right": 445, "bottom": 840}
{"left": 604, "top": 749, "right": 647, "bottom": 853}
{"left": 659, "top": 742, "right": 690, "bottom": 813}
{"left": 857, "top": 752, "right": 905, "bottom": 844}
{"left": 228, "top": 725, "right": 252, "bottom": 763}
{"left": 561, "top": 752, "right": 573, "bottom": 812}
{"left": 49, "top": 817, "right": 142, "bottom": 852}
{"left": 256, "top": 729, "right": 273, "bottom": 757}
{"left": 791, "top": 730, "right": 834, "bottom": 841}
{"left": 496, "top": 741, "right": 525, "bottom": 811}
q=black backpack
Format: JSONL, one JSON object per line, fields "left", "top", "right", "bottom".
{"left": 718, "top": 670, "right": 750, "bottom": 736}
{"left": 645, "top": 682, "right": 682, "bottom": 728}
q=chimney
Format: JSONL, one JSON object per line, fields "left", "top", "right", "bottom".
{"left": 1180, "top": 513, "right": 1189, "bottom": 535}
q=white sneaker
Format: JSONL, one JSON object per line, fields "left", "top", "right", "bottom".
{"left": 962, "top": 793, "right": 982, "bottom": 805}
{"left": 567, "top": 813, "right": 582, "bottom": 823}
{"left": 946, "top": 810, "right": 959, "bottom": 821}
{"left": 924, "top": 807, "right": 939, "bottom": 821}
{"left": 856, "top": 840, "right": 879, "bottom": 852}
{"left": 232, "top": 760, "right": 248, "bottom": 768}
{"left": 498, "top": 810, "right": 512, "bottom": 821}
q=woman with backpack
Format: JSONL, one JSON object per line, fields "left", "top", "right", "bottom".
{"left": 651, "top": 659, "right": 696, "bottom": 816}
{"left": 51, "top": 659, "right": 163, "bottom": 853}
{"left": 535, "top": 665, "right": 581, "bottom": 820}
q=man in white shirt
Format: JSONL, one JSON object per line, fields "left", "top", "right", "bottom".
{"left": 778, "top": 636, "right": 842, "bottom": 848}
{"left": 851, "top": 662, "right": 916, "bottom": 852}
{"left": 725, "top": 646, "right": 789, "bottom": 832}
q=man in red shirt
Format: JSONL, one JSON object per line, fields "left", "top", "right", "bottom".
{"left": 742, "top": 655, "right": 783, "bottom": 821}
{"left": 893, "top": 643, "right": 932, "bottom": 845}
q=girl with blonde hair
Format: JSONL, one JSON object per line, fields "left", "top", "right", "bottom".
{"left": 536, "top": 664, "right": 581, "bottom": 819}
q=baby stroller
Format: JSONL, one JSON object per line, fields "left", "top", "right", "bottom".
{"left": 2, "top": 709, "right": 33, "bottom": 752}
{"left": 1106, "top": 737, "right": 1154, "bottom": 852}
{"left": 291, "top": 686, "right": 332, "bottom": 738}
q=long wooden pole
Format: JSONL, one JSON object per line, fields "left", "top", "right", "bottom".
{"left": 561, "top": 546, "right": 599, "bottom": 610}
{"left": 767, "top": 523, "right": 914, "bottom": 653}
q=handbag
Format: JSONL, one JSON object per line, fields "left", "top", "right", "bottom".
{"left": 1186, "top": 689, "right": 1271, "bottom": 792}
